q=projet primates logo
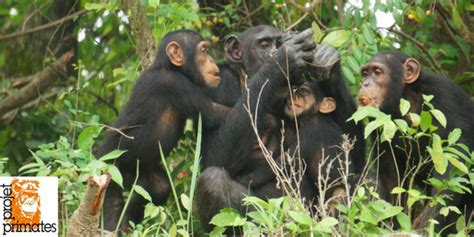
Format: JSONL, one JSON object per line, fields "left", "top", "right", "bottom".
{"left": 0, "top": 177, "right": 58, "bottom": 237}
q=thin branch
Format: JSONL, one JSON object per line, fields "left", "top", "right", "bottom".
{"left": 0, "top": 50, "right": 74, "bottom": 116}
{"left": 0, "top": 9, "right": 88, "bottom": 41}
{"left": 383, "top": 27, "right": 442, "bottom": 71}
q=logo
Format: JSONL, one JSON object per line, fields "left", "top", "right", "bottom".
{"left": 0, "top": 177, "right": 58, "bottom": 237}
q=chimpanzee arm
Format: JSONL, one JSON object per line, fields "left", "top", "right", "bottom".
{"left": 166, "top": 74, "right": 230, "bottom": 129}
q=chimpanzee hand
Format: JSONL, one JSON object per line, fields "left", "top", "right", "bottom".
{"left": 274, "top": 28, "right": 316, "bottom": 72}
{"left": 308, "top": 44, "right": 340, "bottom": 81}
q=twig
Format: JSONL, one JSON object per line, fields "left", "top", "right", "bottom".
{"left": 285, "top": 12, "right": 310, "bottom": 31}
{"left": 0, "top": 9, "right": 88, "bottom": 41}
{"left": 382, "top": 26, "right": 442, "bottom": 71}
{"left": 0, "top": 50, "right": 74, "bottom": 116}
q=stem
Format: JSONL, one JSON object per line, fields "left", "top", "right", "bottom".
{"left": 159, "top": 143, "right": 184, "bottom": 220}
{"left": 115, "top": 160, "right": 140, "bottom": 233}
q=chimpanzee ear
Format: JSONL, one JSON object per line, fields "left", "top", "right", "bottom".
{"left": 403, "top": 58, "right": 421, "bottom": 84}
{"left": 319, "top": 97, "right": 336, "bottom": 114}
{"left": 224, "top": 35, "right": 242, "bottom": 63}
{"left": 166, "top": 41, "right": 184, "bottom": 67}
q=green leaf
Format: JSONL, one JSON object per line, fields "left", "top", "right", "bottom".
{"left": 346, "top": 57, "right": 360, "bottom": 72}
{"left": 391, "top": 187, "right": 406, "bottom": 194}
{"left": 400, "top": 98, "right": 410, "bottom": 116}
{"left": 77, "top": 126, "right": 103, "bottom": 151}
{"left": 430, "top": 109, "right": 447, "bottom": 128}
{"left": 311, "top": 21, "right": 323, "bottom": 42}
{"left": 364, "top": 120, "right": 384, "bottom": 139}
{"left": 422, "top": 94, "right": 434, "bottom": 103}
{"left": 107, "top": 164, "right": 123, "bottom": 188}
{"left": 341, "top": 65, "right": 356, "bottom": 84}
{"left": 180, "top": 193, "right": 191, "bottom": 211}
{"left": 149, "top": 0, "right": 160, "bottom": 8}
{"left": 431, "top": 134, "right": 447, "bottom": 174}
{"left": 379, "top": 206, "right": 403, "bottom": 220}
{"left": 288, "top": 211, "right": 313, "bottom": 226}
{"left": 359, "top": 207, "right": 377, "bottom": 225}
{"left": 440, "top": 207, "right": 449, "bottom": 217}
{"left": 362, "top": 24, "right": 375, "bottom": 45}
{"left": 396, "top": 212, "right": 411, "bottom": 230}
{"left": 420, "top": 111, "right": 432, "bottom": 132}
{"left": 452, "top": 8, "right": 462, "bottom": 30}
{"left": 112, "top": 68, "right": 126, "bottom": 77}
{"left": 455, "top": 215, "right": 465, "bottom": 232}
{"left": 448, "top": 128, "right": 462, "bottom": 145}
{"left": 447, "top": 156, "right": 469, "bottom": 174}
{"left": 321, "top": 30, "right": 352, "bottom": 48}
{"left": 319, "top": 217, "right": 338, "bottom": 227}
{"left": 84, "top": 3, "right": 106, "bottom": 10}
{"left": 99, "top": 149, "right": 126, "bottom": 161}
{"left": 394, "top": 119, "right": 409, "bottom": 133}
{"left": 382, "top": 120, "right": 397, "bottom": 142}
{"left": 409, "top": 113, "right": 421, "bottom": 127}
{"left": 210, "top": 209, "right": 246, "bottom": 227}
{"left": 134, "top": 185, "right": 152, "bottom": 202}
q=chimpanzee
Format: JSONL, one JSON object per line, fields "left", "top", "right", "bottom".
{"left": 204, "top": 26, "right": 365, "bottom": 173}
{"left": 358, "top": 51, "right": 474, "bottom": 233}
{"left": 196, "top": 28, "right": 317, "bottom": 231}
{"left": 204, "top": 28, "right": 363, "bottom": 189}
{"left": 284, "top": 79, "right": 353, "bottom": 210}
{"left": 98, "top": 30, "right": 228, "bottom": 231}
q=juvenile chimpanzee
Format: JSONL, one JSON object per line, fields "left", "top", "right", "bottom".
{"left": 99, "top": 30, "right": 227, "bottom": 231}
{"left": 196, "top": 28, "right": 317, "bottom": 231}
{"left": 284, "top": 79, "right": 353, "bottom": 210}
{"left": 358, "top": 51, "right": 474, "bottom": 232}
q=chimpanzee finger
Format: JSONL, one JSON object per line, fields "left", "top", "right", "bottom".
{"left": 301, "top": 51, "right": 314, "bottom": 62}
{"left": 291, "top": 28, "right": 314, "bottom": 44}
{"left": 301, "top": 38, "right": 317, "bottom": 51}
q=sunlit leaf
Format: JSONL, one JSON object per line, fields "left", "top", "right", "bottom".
{"left": 321, "top": 30, "right": 352, "bottom": 48}
{"left": 431, "top": 134, "right": 447, "bottom": 174}
{"left": 399, "top": 98, "right": 410, "bottom": 116}
{"left": 430, "top": 109, "right": 447, "bottom": 128}
{"left": 99, "top": 149, "right": 126, "bottom": 161}
{"left": 107, "top": 164, "right": 123, "bottom": 188}
{"left": 210, "top": 209, "right": 246, "bottom": 227}
{"left": 448, "top": 156, "right": 469, "bottom": 174}
{"left": 448, "top": 128, "right": 462, "bottom": 145}
{"left": 181, "top": 193, "right": 191, "bottom": 211}
{"left": 134, "top": 185, "right": 152, "bottom": 202}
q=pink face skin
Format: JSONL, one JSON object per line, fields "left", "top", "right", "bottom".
{"left": 195, "top": 41, "right": 220, "bottom": 87}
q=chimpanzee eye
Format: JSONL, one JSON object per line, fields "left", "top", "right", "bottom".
{"left": 361, "top": 70, "right": 369, "bottom": 77}
{"left": 260, "top": 40, "right": 270, "bottom": 49}
{"left": 374, "top": 68, "right": 382, "bottom": 76}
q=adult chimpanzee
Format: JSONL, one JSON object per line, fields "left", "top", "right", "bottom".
{"left": 203, "top": 26, "right": 364, "bottom": 173}
{"left": 284, "top": 79, "right": 353, "bottom": 211}
{"left": 358, "top": 51, "right": 474, "bottom": 233}
{"left": 196, "top": 28, "right": 317, "bottom": 231}
{"left": 99, "top": 30, "right": 227, "bottom": 231}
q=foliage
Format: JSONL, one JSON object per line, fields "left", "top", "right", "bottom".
{"left": 0, "top": 0, "right": 473, "bottom": 236}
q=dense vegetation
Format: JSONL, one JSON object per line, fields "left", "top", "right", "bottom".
{"left": 0, "top": 0, "right": 473, "bottom": 236}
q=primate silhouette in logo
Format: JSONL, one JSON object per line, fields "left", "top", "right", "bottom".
{"left": 11, "top": 179, "right": 41, "bottom": 225}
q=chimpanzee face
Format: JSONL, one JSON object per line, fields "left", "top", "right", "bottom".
{"left": 285, "top": 82, "right": 336, "bottom": 119}
{"left": 358, "top": 54, "right": 421, "bottom": 110}
{"left": 195, "top": 41, "right": 220, "bottom": 87}
{"left": 285, "top": 84, "right": 316, "bottom": 119}
{"left": 224, "top": 26, "right": 283, "bottom": 77}
{"left": 166, "top": 40, "right": 220, "bottom": 88}
{"left": 358, "top": 60, "right": 390, "bottom": 108}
